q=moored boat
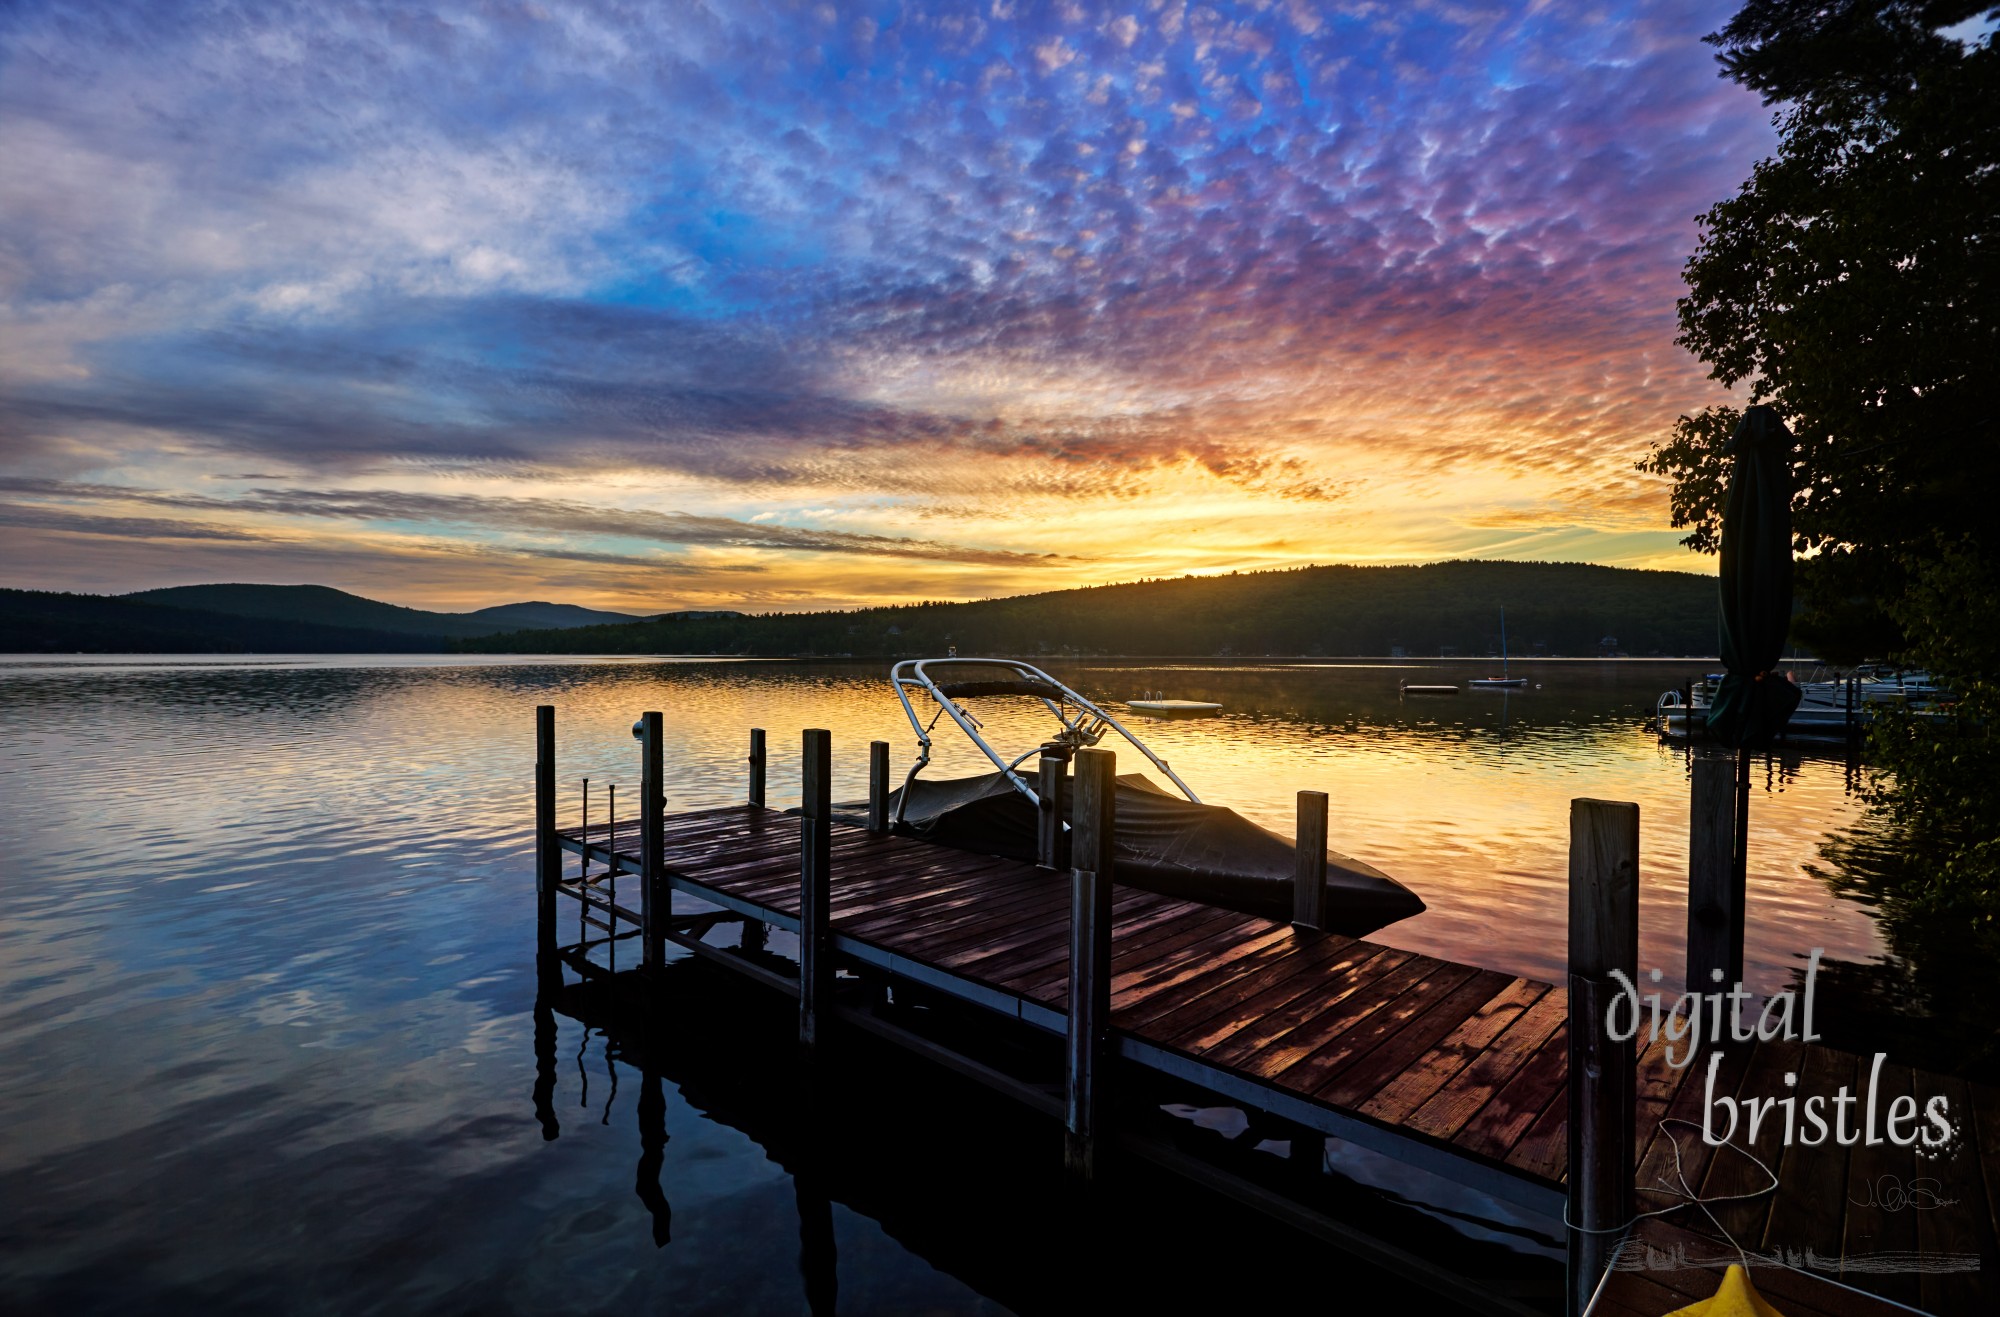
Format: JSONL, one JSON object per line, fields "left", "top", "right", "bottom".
{"left": 1467, "top": 606, "right": 1527, "bottom": 688}
{"left": 1653, "top": 667, "right": 1952, "bottom": 743}
{"left": 837, "top": 658, "right": 1425, "bottom": 935}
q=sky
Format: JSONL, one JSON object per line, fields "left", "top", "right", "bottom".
{"left": 0, "top": 0, "right": 1782, "bottom": 614}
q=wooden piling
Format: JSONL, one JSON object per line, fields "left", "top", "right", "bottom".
{"left": 1036, "top": 753, "right": 1070, "bottom": 870}
{"left": 535, "top": 705, "right": 557, "bottom": 947}
{"left": 639, "top": 711, "right": 665, "bottom": 972}
{"left": 799, "top": 728, "right": 833, "bottom": 1054}
{"left": 1685, "top": 756, "right": 1741, "bottom": 993}
{"left": 1065, "top": 746, "right": 1116, "bottom": 1180}
{"left": 1293, "top": 789, "right": 1328, "bottom": 931}
{"left": 867, "top": 740, "right": 890, "bottom": 833}
{"left": 1566, "top": 798, "right": 1639, "bottom": 1317}
{"left": 748, "top": 728, "right": 766, "bottom": 808}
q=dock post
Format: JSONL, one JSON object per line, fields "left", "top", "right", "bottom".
{"left": 1685, "top": 756, "right": 1741, "bottom": 993}
{"left": 640, "top": 711, "right": 665, "bottom": 973}
{"left": 1566, "top": 798, "right": 1639, "bottom": 1317}
{"left": 1036, "top": 753, "right": 1070, "bottom": 870}
{"left": 1065, "top": 746, "right": 1116, "bottom": 1180}
{"left": 748, "top": 728, "right": 766, "bottom": 808}
{"left": 867, "top": 740, "right": 890, "bottom": 834}
{"left": 535, "top": 705, "right": 557, "bottom": 950}
{"left": 799, "top": 729, "right": 833, "bottom": 1054}
{"left": 1293, "top": 789, "right": 1328, "bottom": 931}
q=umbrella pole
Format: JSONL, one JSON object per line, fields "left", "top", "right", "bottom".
{"left": 1731, "top": 745, "right": 1752, "bottom": 982}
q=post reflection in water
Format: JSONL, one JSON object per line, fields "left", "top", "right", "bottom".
{"left": 636, "top": 1069, "right": 672, "bottom": 1248}
{"left": 533, "top": 980, "right": 676, "bottom": 1249}
{"left": 535, "top": 965, "right": 852, "bottom": 1306}
{"left": 793, "top": 1138, "right": 838, "bottom": 1317}
{"left": 528, "top": 950, "right": 1532, "bottom": 1314}
{"left": 532, "top": 974, "right": 560, "bottom": 1143}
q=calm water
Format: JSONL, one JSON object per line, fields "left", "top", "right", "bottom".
{"left": 0, "top": 655, "right": 1884, "bottom": 1313}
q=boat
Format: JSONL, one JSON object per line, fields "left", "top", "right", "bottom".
{"left": 1401, "top": 682, "right": 1459, "bottom": 695}
{"left": 1467, "top": 607, "right": 1527, "bottom": 689}
{"left": 1652, "top": 667, "right": 1952, "bottom": 744}
{"left": 1126, "top": 693, "right": 1222, "bottom": 717}
{"left": 836, "top": 658, "right": 1425, "bottom": 935}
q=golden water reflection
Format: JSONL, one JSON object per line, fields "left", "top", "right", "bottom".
{"left": 534, "top": 658, "right": 1882, "bottom": 997}
{"left": 0, "top": 654, "right": 1879, "bottom": 1000}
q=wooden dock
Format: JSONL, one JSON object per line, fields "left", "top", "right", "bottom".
{"left": 533, "top": 710, "right": 1996, "bottom": 1316}
{"left": 564, "top": 803, "right": 1586, "bottom": 1201}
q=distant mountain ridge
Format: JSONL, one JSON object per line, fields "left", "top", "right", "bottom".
{"left": 3, "top": 562, "right": 1724, "bottom": 657}
{"left": 123, "top": 584, "right": 646, "bottom": 638}
{"left": 463, "top": 600, "right": 654, "bottom": 632}
{"left": 0, "top": 584, "right": 651, "bottom": 653}
{"left": 0, "top": 588, "right": 447, "bottom": 653}
{"left": 462, "top": 560, "right": 1727, "bottom": 659}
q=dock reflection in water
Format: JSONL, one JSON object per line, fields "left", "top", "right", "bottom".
{"left": 529, "top": 949, "right": 1518, "bottom": 1315}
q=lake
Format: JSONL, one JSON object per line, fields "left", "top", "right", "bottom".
{"left": 0, "top": 654, "right": 1885, "bottom": 1313}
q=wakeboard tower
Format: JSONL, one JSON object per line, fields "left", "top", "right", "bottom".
{"left": 835, "top": 658, "right": 1424, "bottom": 936}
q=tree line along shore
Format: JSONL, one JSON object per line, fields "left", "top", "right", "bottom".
{"left": 0, "top": 561, "right": 1723, "bottom": 658}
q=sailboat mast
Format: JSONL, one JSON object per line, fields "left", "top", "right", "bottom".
{"left": 1500, "top": 607, "right": 1508, "bottom": 678}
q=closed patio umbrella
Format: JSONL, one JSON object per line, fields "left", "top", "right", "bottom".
{"left": 1704, "top": 405, "right": 1802, "bottom": 965}
{"left": 1706, "top": 404, "right": 1802, "bottom": 750}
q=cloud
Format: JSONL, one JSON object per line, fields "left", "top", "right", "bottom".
{"left": 0, "top": 501, "right": 274, "bottom": 542}
{"left": 0, "top": 0, "right": 1767, "bottom": 601}
{"left": 0, "top": 476, "right": 1066, "bottom": 566}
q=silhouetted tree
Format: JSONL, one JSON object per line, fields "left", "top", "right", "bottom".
{"left": 1645, "top": 2, "right": 1999, "bottom": 913}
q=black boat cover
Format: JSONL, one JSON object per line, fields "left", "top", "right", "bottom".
{"left": 835, "top": 770, "right": 1424, "bottom": 936}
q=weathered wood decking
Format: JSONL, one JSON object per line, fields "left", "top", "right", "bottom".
{"left": 552, "top": 803, "right": 1997, "bottom": 1315}
{"left": 565, "top": 804, "right": 1579, "bottom": 1198}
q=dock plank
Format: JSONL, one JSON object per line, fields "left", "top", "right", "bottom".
{"left": 1123, "top": 933, "right": 1376, "bottom": 1047}
{"left": 1267, "top": 961, "right": 1484, "bottom": 1098}
{"left": 1404, "top": 987, "right": 1567, "bottom": 1144}
{"left": 1841, "top": 1059, "right": 1919, "bottom": 1308}
{"left": 1452, "top": 1017, "right": 1570, "bottom": 1163}
{"left": 1110, "top": 924, "right": 1310, "bottom": 1020}
{"left": 1222, "top": 952, "right": 1440, "bottom": 1077}
{"left": 1315, "top": 969, "right": 1517, "bottom": 1111}
{"left": 1759, "top": 1044, "right": 1858, "bottom": 1262}
{"left": 1912, "top": 1073, "right": 1993, "bottom": 1316}
{"left": 1359, "top": 978, "right": 1549, "bottom": 1126}
{"left": 1631, "top": 1039, "right": 1759, "bottom": 1225}
{"left": 1193, "top": 945, "right": 1417, "bottom": 1071}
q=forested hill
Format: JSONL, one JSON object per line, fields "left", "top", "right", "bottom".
{"left": 0, "top": 588, "right": 443, "bottom": 653}
{"left": 460, "top": 561, "right": 1722, "bottom": 658}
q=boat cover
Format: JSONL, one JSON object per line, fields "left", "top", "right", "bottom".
{"left": 834, "top": 770, "right": 1424, "bottom": 936}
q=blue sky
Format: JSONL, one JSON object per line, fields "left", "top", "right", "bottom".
{"left": 0, "top": 1, "right": 1783, "bottom": 611}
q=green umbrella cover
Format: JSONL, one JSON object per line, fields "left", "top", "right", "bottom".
{"left": 1706, "top": 405, "right": 1803, "bottom": 749}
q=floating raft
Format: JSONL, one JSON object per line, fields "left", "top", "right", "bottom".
{"left": 1125, "top": 698, "right": 1222, "bottom": 715}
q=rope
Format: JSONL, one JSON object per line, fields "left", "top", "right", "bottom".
{"left": 1562, "top": 1115, "right": 1780, "bottom": 1274}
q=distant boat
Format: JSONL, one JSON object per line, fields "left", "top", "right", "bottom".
{"left": 1401, "top": 682, "right": 1459, "bottom": 695}
{"left": 1468, "top": 607, "right": 1527, "bottom": 689}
